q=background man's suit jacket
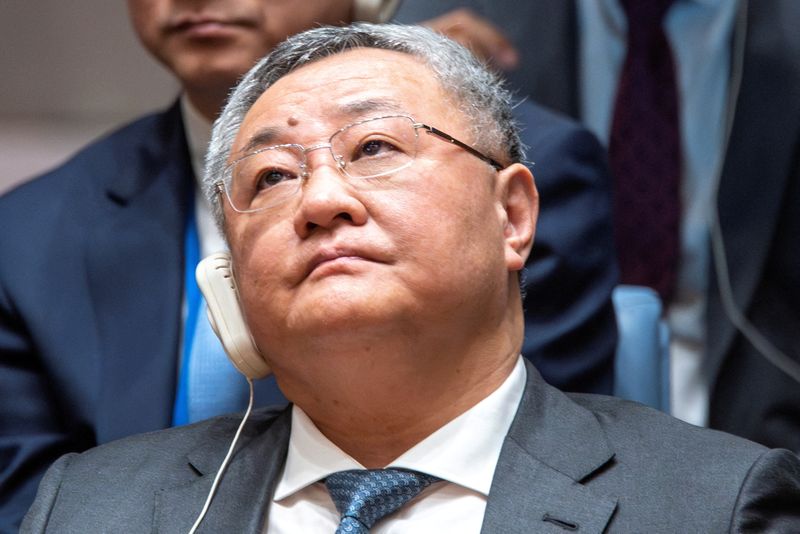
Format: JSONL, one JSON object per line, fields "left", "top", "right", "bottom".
{"left": 21, "top": 360, "right": 800, "bottom": 533}
{"left": 0, "top": 99, "right": 617, "bottom": 530}
{"left": 397, "top": 0, "right": 800, "bottom": 451}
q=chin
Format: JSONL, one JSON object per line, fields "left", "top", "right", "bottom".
{"left": 173, "top": 49, "right": 264, "bottom": 90}
{"left": 287, "top": 290, "right": 408, "bottom": 337}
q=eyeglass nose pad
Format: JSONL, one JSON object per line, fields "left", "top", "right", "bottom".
{"left": 334, "top": 155, "right": 346, "bottom": 170}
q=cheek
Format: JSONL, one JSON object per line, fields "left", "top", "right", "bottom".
{"left": 378, "top": 175, "right": 501, "bottom": 273}
{"left": 128, "top": 3, "right": 161, "bottom": 46}
{"left": 230, "top": 218, "right": 293, "bottom": 299}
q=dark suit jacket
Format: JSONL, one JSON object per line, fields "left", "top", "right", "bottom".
{"left": 397, "top": 0, "right": 800, "bottom": 451}
{"left": 0, "top": 103, "right": 192, "bottom": 533}
{"left": 20, "top": 360, "right": 800, "bottom": 533}
{"left": 0, "top": 99, "right": 617, "bottom": 531}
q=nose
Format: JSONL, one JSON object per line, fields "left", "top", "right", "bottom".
{"left": 292, "top": 152, "right": 368, "bottom": 238}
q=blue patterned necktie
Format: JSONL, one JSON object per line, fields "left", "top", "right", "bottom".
{"left": 325, "top": 469, "right": 440, "bottom": 533}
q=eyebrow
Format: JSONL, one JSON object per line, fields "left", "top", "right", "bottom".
{"left": 240, "top": 126, "right": 284, "bottom": 155}
{"left": 338, "top": 98, "right": 406, "bottom": 117}
{"left": 237, "top": 98, "right": 409, "bottom": 155}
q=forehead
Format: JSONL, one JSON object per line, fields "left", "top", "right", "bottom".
{"left": 231, "top": 48, "right": 467, "bottom": 153}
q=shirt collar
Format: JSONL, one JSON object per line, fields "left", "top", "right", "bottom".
{"left": 602, "top": 0, "right": 729, "bottom": 23}
{"left": 274, "top": 356, "right": 527, "bottom": 500}
{"left": 690, "top": 0, "right": 728, "bottom": 8}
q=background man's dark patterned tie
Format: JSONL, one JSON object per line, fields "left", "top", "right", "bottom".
{"left": 609, "top": 0, "right": 681, "bottom": 302}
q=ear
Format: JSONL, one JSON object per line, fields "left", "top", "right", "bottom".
{"left": 496, "top": 163, "right": 538, "bottom": 271}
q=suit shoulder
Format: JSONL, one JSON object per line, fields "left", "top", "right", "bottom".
{"left": 564, "top": 393, "right": 800, "bottom": 529}
{"left": 512, "top": 99, "right": 608, "bottom": 196}
{"left": 0, "top": 104, "right": 183, "bottom": 255}
{"left": 22, "top": 407, "right": 288, "bottom": 531}
{"left": 66, "top": 405, "right": 287, "bottom": 468}
{"left": 33, "top": 407, "right": 286, "bottom": 494}
{"left": 569, "top": 393, "right": 769, "bottom": 465}
{"left": 0, "top": 106, "right": 178, "bottom": 209}
{"left": 513, "top": 99, "right": 601, "bottom": 151}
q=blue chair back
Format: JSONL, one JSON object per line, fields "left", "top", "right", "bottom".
{"left": 612, "top": 285, "right": 670, "bottom": 412}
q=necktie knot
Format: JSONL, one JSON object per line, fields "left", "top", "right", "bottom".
{"left": 620, "top": 0, "right": 674, "bottom": 24}
{"left": 621, "top": 0, "right": 675, "bottom": 44}
{"left": 325, "top": 469, "right": 440, "bottom": 533}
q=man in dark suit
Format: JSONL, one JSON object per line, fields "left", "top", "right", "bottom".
{"left": 395, "top": 0, "right": 800, "bottom": 452}
{"left": 0, "top": 2, "right": 618, "bottom": 532}
{"left": 21, "top": 24, "right": 800, "bottom": 533}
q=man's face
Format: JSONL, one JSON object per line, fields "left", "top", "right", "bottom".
{"left": 127, "top": 0, "right": 352, "bottom": 98}
{"left": 224, "top": 48, "right": 534, "bottom": 374}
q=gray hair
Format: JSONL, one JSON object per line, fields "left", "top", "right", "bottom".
{"left": 203, "top": 23, "right": 523, "bottom": 227}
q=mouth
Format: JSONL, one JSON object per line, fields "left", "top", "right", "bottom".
{"left": 166, "top": 14, "right": 253, "bottom": 39}
{"left": 303, "top": 247, "right": 385, "bottom": 281}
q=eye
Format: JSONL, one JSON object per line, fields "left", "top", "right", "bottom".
{"left": 255, "top": 167, "right": 299, "bottom": 190}
{"left": 354, "top": 139, "right": 398, "bottom": 160}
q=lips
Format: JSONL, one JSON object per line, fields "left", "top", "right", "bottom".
{"left": 303, "top": 246, "right": 386, "bottom": 280}
{"left": 166, "top": 13, "right": 253, "bottom": 38}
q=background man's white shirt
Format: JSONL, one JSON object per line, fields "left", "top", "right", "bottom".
{"left": 181, "top": 96, "right": 226, "bottom": 257}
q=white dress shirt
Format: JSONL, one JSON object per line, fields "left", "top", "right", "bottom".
{"left": 180, "top": 96, "right": 227, "bottom": 257}
{"left": 577, "top": 0, "right": 739, "bottom": 425}
{"left": 266, "top": 356, "right": 527, "bottom": 533}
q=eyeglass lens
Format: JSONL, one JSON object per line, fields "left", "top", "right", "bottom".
{"left": 226, "top": 116, "right": 420, "bottom": 213}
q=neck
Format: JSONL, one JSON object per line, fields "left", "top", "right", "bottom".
{"left": 316, "top": 351, "right": 518, "bottom": 468}
{"left": 184, "top": 86, "right": 227, "bottom": 123}
{"left": 274, "top": 314, "right": 523, "bottom": 467}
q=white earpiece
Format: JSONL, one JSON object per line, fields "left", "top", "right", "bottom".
{"left": 195, "top": 252, "right": 271, "bottom": 379}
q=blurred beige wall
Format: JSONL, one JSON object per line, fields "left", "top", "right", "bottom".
{"left": 0, "top": 1, "right": 179, "bottom": 194}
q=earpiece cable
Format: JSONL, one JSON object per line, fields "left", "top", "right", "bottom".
{"left": 188, "top": 377, "right": 255, "bottom": 534}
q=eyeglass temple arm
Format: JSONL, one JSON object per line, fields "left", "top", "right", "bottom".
{"left": 415, "top": 124, "right": 504, "bottom": 170}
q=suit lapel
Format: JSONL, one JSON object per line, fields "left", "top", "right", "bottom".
{"left": 706, "top": 1, "right": 800, "bottom": 380}
{"left": 86, "top": 101, "right": 194, "bottom": 441}
{"left": 482, "top": 362, "right": 617, "bottom": 533}
{"left": 155, "top": 407, "right": 292, "bottom": 533}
